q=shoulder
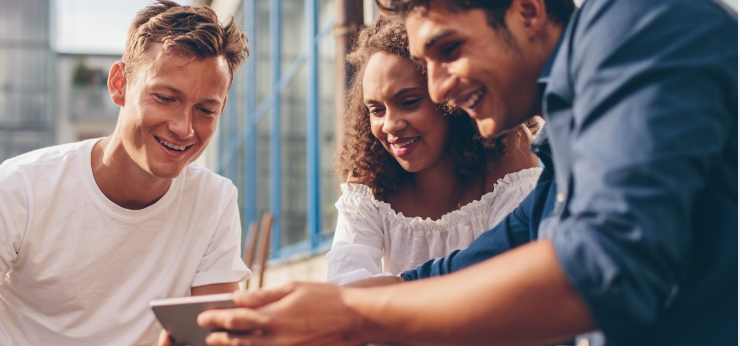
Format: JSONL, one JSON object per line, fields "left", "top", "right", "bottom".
{"left": 3, "top": 141, "right": 91, "bottom": 171}
{"left": 0, "top": 141, "right": 93, "bottom": 204}
{"left": 336, "top": 182, "right": 387, "bottom": 214}
{"left": 485, "top": 165, "right": 542, "bottom": 193}
{"left": 1, "top": 140, "right": 93, "bottom": 184}
{"left": 571, "top": 0, "right": 736, "bottom": 58}
{"left": 180, "top": 162, "right": 236, "bottom": 191}
{"left": 338, "top": 183, "right": 377, "bottom": 203}
{"left": 179, "top": 163, "right": 238, "bottom": 203}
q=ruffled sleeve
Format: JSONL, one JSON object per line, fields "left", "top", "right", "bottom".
{"left": 326, "top": 183, "right": 387, "bottom": 285}
{"left": 485, "top": 167, "right": 542, "bottom": 229}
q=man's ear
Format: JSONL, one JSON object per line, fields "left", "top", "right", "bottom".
{"left": 510, "top": 0, "right": 549, "bottom": 39}
{"left": 108, "top": 62, "right": 127, "bottom": 107}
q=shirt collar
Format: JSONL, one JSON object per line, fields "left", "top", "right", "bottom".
{"left": 532, "top": 35, "right": 564, "bottom": 167}
{"left": 537, "top": 35, "right": 564, "bottom": 102}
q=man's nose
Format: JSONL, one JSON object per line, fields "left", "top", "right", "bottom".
{"left": 427, "top": 61, "right": 455, "bottom": 104}
{"left": 168, "top": 107, "right": 195, "bottom": 138}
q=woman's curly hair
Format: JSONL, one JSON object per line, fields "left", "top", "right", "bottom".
{"left": 335, "top": 16, "right": 538, "bottom": 195}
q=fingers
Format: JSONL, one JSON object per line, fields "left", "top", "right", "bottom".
{"left": 205, "top": 332, "right": 361, "bottom": 346}
{"left": 157, "top": 329, "right": 173, "bottom": 346}
{"left": 205, "top": 331, "right": 259, "bottom": 346}
{"left": 198, "top": 307, "right": 270, "bottom": 331}
{"left": 234, "top": 282, "right": 297, "bottom": 308}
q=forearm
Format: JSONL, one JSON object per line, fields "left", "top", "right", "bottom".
{"left": 192, "top": 282, "right": 239, "bottom": 296}
{"left": 345, "top": 241, "right": 596, "bottom": 345}
{"left": 343, "top": 275, "right": 405, "bottom": 288}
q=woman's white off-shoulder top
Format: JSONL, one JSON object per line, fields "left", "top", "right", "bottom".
{"left": 326, "top": 167, "right": 542, "bottom": 285}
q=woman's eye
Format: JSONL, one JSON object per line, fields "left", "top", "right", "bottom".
{"left": 367, "top": 107, "right": 384, "bottom": 115}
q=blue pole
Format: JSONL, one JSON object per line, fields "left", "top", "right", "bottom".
{"left": 242, "top": 0, "right": 257, "bottom": 255}
{"left": 245, "top": 0, "right": 257, "bottom": 234}
{"left": 227, "top": 84, "right": 237, "bottom": 183}
{"left": 270, "top": 0, "right": 282, "bottom": 258}
{"left": 216, "top": 98, "right": 224, "bottom": 177}
{"left": 306, "top": 0, "right": 320, "bottom": 249}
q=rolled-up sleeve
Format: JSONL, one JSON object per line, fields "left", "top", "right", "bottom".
{"left": 550, "top": 0, "right": 737, "bottom": 340}
{"left": 192, "top": 188, "right": 251, "bottom": 287}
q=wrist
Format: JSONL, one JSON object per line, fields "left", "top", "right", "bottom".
{"left": 340, "top": 287, "right": 386, "bottom": 344}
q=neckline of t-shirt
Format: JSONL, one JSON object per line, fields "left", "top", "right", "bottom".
{"left": 77, "top": 138, "right": 183, "bottom": 220}
{"left": 342, "top": 167, "right": 542, "bottom": 224}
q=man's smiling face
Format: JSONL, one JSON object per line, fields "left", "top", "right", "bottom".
{"left": 404, "top": 3, "right": 544, "bottom": 138}
{"left": 113, "top": 44, "right": 230, "bottom": 179}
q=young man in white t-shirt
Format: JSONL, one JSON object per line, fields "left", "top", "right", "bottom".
{"left": 0, "top": 1, "right": 251, "bottom": 344}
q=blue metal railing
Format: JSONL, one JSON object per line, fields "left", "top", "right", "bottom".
{"left": 218, "top": 1, "right": 336, "bottom": 260}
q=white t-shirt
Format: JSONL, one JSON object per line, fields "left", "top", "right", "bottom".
{"left": 0, "top": 139, "right": 250, "bottom": 346}
{"left": 326, "top": 167, "right": 542, "bottom": 285}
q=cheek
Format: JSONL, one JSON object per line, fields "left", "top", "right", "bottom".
{"left": 416, "top": 106, "right": 448, "bottom": 137}
{"left": 450, "top": 58, "right": 472, "bottom": 80}
{"left": 195, "top": 117, "right": 218, "bottom": 140}
{"left": 369, "top": 118, "right": 384, "bottom": 140}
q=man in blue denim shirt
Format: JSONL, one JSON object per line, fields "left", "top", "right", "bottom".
{"left": 190, "top": 0, "right": 737, "bottom": 345}
{"left": 400, "top": 0, "right": 737, "bottom": 344}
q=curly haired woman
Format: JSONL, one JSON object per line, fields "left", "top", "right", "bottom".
{"left": 327, "top": 16, "right": 542, "bottom": 285}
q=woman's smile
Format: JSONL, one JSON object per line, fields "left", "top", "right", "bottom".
{"left": 389, "top": 136, "right": 421, "bottom": 157}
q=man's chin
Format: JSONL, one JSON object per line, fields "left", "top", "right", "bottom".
{"left": 475, "top": 118, "right": 501, "bottom": 139}
{"left": 146, "top": 163, "right": 186, "bottom": 180}
{"left": 475, "top": 117, "right": 524, "bottom": 139}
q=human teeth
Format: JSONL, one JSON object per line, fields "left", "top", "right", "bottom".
{"left": 462, "top": 89, "right": 483, "bottom": 109}
{"left": 392, "top": 137, "right": 418, "bottom": 148}
{"left": 158, "top": 138, "right": 186, "bottom": 151}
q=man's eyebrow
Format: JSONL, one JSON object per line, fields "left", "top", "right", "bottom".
{"left": 155, "top": 85, "right": 221, "bottom": 104}
{"left": 424, "top": 29, "right": 455, "bottom": 50}
{"left": 158, "top": 85, "right": 184, "bottom": 96}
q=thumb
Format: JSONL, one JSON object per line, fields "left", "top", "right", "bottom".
{"left": 157, "top": 329, "right": 173, "bottom": 346}
{"left": 235, "top": 282, "right": 298, "bottom": 308}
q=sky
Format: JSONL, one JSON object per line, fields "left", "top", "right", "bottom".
{"left": 55, "top": 0, "right": 191, "bottom": 54}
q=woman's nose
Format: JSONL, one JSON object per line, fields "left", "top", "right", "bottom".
{"left": 382, "top": 109, "right": 407, "bottom": 134}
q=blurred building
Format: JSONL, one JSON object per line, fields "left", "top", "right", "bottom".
{"left": 0, "top": 0, "right": 55, "bottom": 161}
{"left": 55, "top": 53, "right": 119, "bottom": 143}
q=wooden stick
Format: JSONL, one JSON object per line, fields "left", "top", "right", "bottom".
{"left": 243, "top": 222, "right": 258, "bottom": 288}
{"left": 256, "top": 212, "right": 274, "bottom": 289}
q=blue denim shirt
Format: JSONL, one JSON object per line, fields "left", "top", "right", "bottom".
{"left": 401, "top": 0, "right": 738, "bottom": 344}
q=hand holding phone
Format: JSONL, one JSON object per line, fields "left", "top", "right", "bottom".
{"left": 150, "top": 293, "right": 237, "bottom": 346}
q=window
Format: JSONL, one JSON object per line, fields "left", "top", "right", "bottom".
{"left": 217, "top": 0, "right": 337, "bottom": 260}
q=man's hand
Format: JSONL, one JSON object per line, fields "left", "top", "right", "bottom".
{"left": 157, "top": 329, "right": 173, "bottom": 346}
{"left": 198, "top": 282, "right": 370, "bottom": 346}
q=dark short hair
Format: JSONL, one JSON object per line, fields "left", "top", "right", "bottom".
{"left": 122, "top": 0, "right": 249, "bottom": 82}
{"left": 377, "top": 0, "right": 575, "bottom": 29}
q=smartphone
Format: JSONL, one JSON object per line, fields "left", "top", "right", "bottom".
{"left": 150, "top": 293, "right": 237, "bottom": 346}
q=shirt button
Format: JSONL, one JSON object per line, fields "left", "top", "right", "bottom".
{"left": 577, "top": 339, "right": 590, "bottom": 346}
{"left": 556, "top": 193, "right": 564, "bottom": 203}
